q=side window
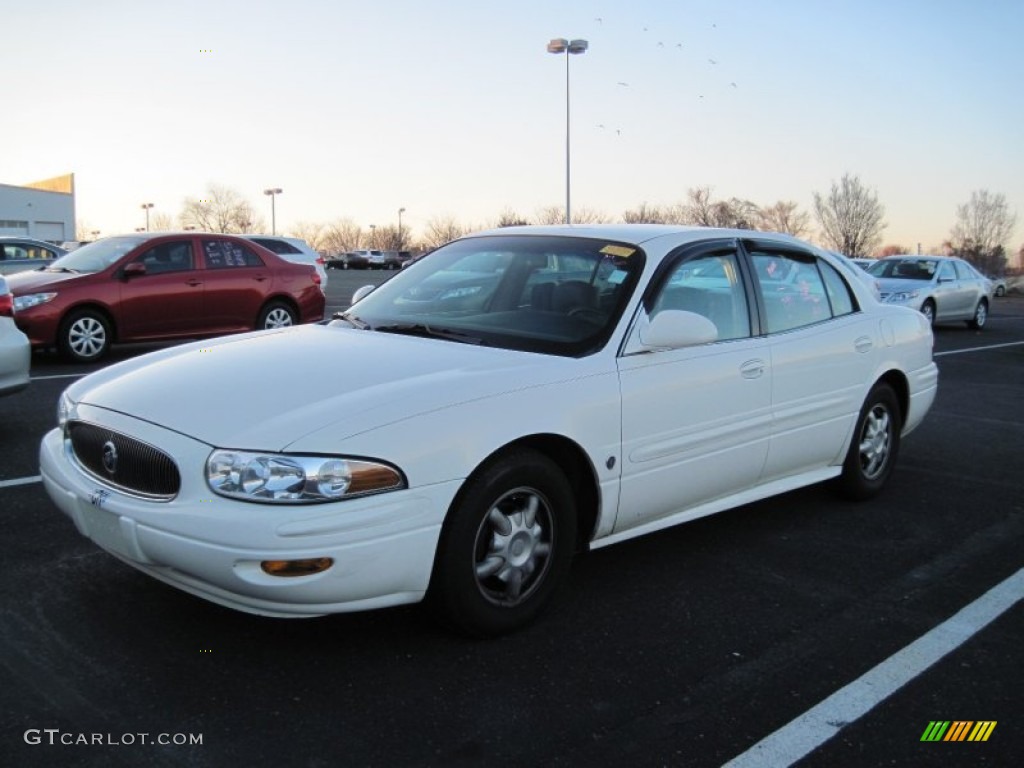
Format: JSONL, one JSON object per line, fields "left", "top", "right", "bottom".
{"left": 203, "top": 240, "right": 265, "bottom": 269}
{"left": 937, "top": 261, "right": 955, "bottom": 281}
{"left": 952, "top": 261, "right": 974, "bottom": 280}
{"left": 251, "top": 238, "right": 299, "bottom": 255}
{"left": 751, "top": 251, "right": 830, "bottom": 333}
{"left": 138, "top": 241, "right": 195, "bottom": 274}
{"left": 819, "top": 260, "right": 856, "bottom": 317}
{"left": 651, "top": 252, "right": 750, "bottom": 341}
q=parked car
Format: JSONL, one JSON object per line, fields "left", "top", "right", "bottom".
{"left": 851, "top": 258, "right": 875, "bottom": 271}
{"left": 0, "top": 236, "right": 67, "bottom": 275}
{"left": 866, "top": 255, "right": 992, "bottom": 328}
{"left": 40, "top": 225, "right": 937, "bottom": 635}
{"left": 0, "top": 274, "right": 31, "bottom": 396}
{"left": 327, "top": 251, "right": 371, "bottom": 270}
{"left": 986, "top": 274, "right": 1007, "bottom": 297}
{"left": 381, "top": 250, "right": 412, "bottom": 269}
{"left": 8, "top": 232, "right": 325, "bottom": 362}
{"left": 241, "top": 235, "right": 327, "bottom": 291}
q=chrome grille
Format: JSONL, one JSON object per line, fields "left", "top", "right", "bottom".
{"left": 68, "top": 421, "right": 180, "bottom": 499}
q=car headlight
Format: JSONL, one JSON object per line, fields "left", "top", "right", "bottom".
{"left": 206, "top": 450, "right": 405, "bottom": 503}
{"left": 886, "top": 290, "right": 919, "bottom": 303}
{"left": 14, "top": 292, "right": 58, "bottom": 311}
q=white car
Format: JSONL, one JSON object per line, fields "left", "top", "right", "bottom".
{"left": 40, "top": 226, "right": 938, "bottom": 635}
{"left": 0, "top": 274, "right": 31, "bottom": 396}
{"left": 243, "top": 235, "right": 328, "bottom": 292}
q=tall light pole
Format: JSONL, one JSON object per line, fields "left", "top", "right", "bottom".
{"left": 263, "top": 188, "right": 283, "bottom": 235}
{"left": 397, "top": 207, "right": 406, "bottom": 249}
{"left": 140, "top": 202, "right": 154, "bottom": 231}
{"left": 547, "top": 37, "right": 588, "bottom": 225}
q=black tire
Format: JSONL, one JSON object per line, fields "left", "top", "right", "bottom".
{"left": 995, "top": 285, "right": 1005, "bottom": 298}
{"left": 257, "top": 301, "right": 297, "bottom": 329}
{"left": 967, "top": 299, "right": 988, "bottom": 330}
{"left": 58, "top": 309, "right": 112, "bottom": 363}
{"left": 429, "top": 449, "right": 576, "bottom": 636}
{"left": 836, "top": 382, "right": 902, "bottom": 500}
{"left": 920, "top": 300, "right": 936, "bottom": 326}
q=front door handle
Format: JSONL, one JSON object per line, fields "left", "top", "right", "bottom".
{"left": 740, "top": 359, "right": 766, "bottom": 379}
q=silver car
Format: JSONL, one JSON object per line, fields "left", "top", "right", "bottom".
{"left": 867, "top": 255, "right": 992, "bottom": 328}
{"left": 0, "top": 274, "right": 31, "bottom": 396}
{"left": 0, "top": 236, "right": 67, "bottom": 275}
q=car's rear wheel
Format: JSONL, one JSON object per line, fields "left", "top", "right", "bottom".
{"left": 836, "top": 382, "right": 901, "bottom": 500}
{"left": 258, "top": 301, "right": 297, "bottom": 329}
{"left": 59, "top": 309, "right": 111, "bottom": 363}
{"left": 967, "top": 299, "right": 987, "bottom": 329}
{"left": 995, "top": 284, "right": 1006, "bottom": 297}
{"left": 920, "top": 300, "right": 936, "bottom": 326}
{"left": 429, "top": 449, "right": 576, "bottom": 636}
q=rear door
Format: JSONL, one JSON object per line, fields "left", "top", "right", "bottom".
{"left": 743, "top": 240, "right": 878, "bottom": 479}
{"left": 198, "top": 238, "right": 272, "bottom": 332}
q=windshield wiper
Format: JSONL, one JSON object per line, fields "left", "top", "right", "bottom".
{"left": 332, "top": 310, "right": 369, "bottom": 329}
{"left": 372, "top": 323, "right": 484, "bottom": 345}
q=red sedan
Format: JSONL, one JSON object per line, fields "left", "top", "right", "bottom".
{"left": 8, "top": 232, "right": 325, "bottom": 362}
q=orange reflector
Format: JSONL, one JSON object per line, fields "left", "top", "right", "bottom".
{"left": 260, "top": 557, "right": 334, "bottom": 577}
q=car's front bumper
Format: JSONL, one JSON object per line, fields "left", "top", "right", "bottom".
{"left": 39, "top": 417, "right": 455, "bottom": 617}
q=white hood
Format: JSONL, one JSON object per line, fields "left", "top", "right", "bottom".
{"left": 67, "top": 324, "right": 580, "bottom": 451}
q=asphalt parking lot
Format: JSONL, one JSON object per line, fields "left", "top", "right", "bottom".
{"left": 1, "top": 278, "right": 1021, "bottom": 768}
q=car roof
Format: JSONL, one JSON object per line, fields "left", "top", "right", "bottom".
{"left": 465, "top": 223, "right": 810, "bottom": 248}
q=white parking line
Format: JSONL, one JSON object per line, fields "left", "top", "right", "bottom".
{"left": 934, "top": 340, "right": 1024, "bottom": 357}
{"left": 723, "top": 567, "right": 1024, "bottom": 768}
{"left": 0, "top": 475, "right": 42, "bottom": 489}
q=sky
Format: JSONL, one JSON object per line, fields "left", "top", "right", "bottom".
{"left": 5, "top": 0, "right": 1024, "bottom": 253}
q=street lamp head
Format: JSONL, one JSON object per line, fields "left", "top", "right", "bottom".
{"left": 140, "top": 202, "right": 154, "bottom": 210}
{"left": 399, "top": 207, "right": 406, "bottom": 215}
{"left": 547, "top": 38, "right": 588, "bottom": 54}
{"left": 263, "top": 188, "right": 282, "bottom": 196}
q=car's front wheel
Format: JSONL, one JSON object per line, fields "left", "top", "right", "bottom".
{"left": 836, "top": 382, "right": 902, "bottom": 500}
{"left": 429, "top": 449, "right": 576, "bottom": 636}
{"left": 59, "top": 309, "right": 112, "bottom": 363}
{"left": 258, "top": 301, "right": 297, "bottom": 329}
{"left": 920, "top": 299, "right": 936, "bottom": 326}
{"left": 967, "top": 299, "right": 988, "bottom": 329}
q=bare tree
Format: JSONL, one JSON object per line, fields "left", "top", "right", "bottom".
{"left": 494, "top": 209, "right": 530, "bottom": 227}
{"left": 320, "top": 219, "right": 363, "bottom": 256}
{"left": 622, "top": 202, "right": 668, "bottom": 223}
{"left": 877, "top": 244, "right": 909, "bottom": 257}
{"left": 812, "top": 173, "right": 886, "bottom": 258}
{"left": 422, "top": 216, "right": 466, "bottom": 249}
{"left": 288, "top": 221, "right": 327, "bottom": 252}
{"left": 758, "top": 201, "right": 810, "bottom": 237}
{"left": 534, "top": 205, "right": 566, "bottom": 225}
{"left": 149, "top": 212, "right": 175, "bottom": 231}
{"left": 682, "top": 186, "right": 717, "bottom": 226}
{"left": 947, "top": 190, "right": 1017, "bottom": 274}
{"left": 180, "top": 184, "right": 264, "bottom": 233}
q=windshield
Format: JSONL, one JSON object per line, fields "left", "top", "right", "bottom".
{"left": 867, "top": 258, "right": 938, "bottom": 281}
{"left": 339, "top": 234, "right": 645, "bottom": 356}
{"left": 46, "top": 236, "right": 148, "bottom": 274}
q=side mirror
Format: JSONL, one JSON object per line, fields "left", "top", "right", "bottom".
{"left": 638, "top": 310, "right": 718, "bottom": 350}
{"left": 122, "top": 262, "right": 147, "bottom": 279}
{"left": 351, "top": 284, "right": 376, "bottom": 304}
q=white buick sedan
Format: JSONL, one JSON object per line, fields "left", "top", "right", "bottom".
{"left": 41, "top": 226, "right": 938, "bottom": 635}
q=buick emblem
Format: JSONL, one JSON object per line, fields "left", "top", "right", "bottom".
{"left": 101, "top": 440, "right": 119, "bottom": 475}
